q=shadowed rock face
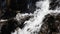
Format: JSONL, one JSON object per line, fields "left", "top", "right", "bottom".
{"left": 49, "top": 0, "right": 60, "bottom": 10}
{"left": 9, "top": 0, "right": 39, "bottom": 13}
{"left": 0, "top": 19, "right": 18, "bottom": 34}
{"left": 39, "top": 13, "right": 60, "bottom": 34}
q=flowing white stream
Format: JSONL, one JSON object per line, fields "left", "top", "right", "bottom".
{"left": 11, "top": 0, "right": 60, "bottom": 34}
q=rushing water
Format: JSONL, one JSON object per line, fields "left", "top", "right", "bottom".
{"left": 11, "top": 0, "right": 60, "bottom": 34}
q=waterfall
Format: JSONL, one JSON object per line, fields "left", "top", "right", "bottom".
{"left": 11, "top": 0, "right": 60, "bottom": 34}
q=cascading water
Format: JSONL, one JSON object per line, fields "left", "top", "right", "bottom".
{"left": 11, "top": 0, "right": 60, "bottom": 34}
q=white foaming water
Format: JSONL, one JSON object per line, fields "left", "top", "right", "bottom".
{"left": 11, "top": 0, "right": 60, "bottom": 34}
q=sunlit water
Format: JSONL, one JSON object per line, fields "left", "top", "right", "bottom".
{"left": 11, "top": 0, "right": 60, "bottom": 34}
